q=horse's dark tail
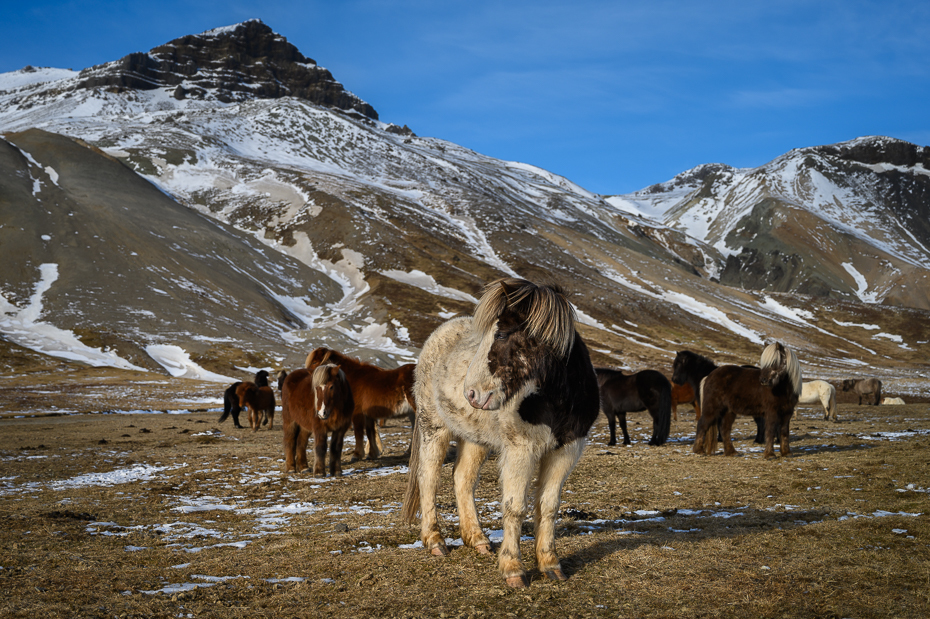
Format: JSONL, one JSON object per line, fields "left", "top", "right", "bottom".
{"left": 219, "top": 382, "right": 242, "bottom": 423}
{"left": 650, "top": 382, "right": 672, "bottom": 446}
{"left": 401, "top": 415, "right": 422, "bottom": 525}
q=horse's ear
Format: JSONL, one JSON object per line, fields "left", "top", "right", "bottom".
{"left": 321, "top": 350, "right": 332, "bottom": 365}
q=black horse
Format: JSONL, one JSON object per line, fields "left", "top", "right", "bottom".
{"left": 672, "top": 350, "right": 765, "bottom": 443}
{"left": 595, "top": 368, "right": 672, "bottom": 446}
{"left": 220, "top": 369, "right": 271, "bottom": 429}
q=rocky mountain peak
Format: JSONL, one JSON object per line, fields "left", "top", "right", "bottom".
{"left": 73, "top": 19, "right": 378, "bottom": 118}
{"left": 811, "top": 135, "right": 930, "bottom": 169}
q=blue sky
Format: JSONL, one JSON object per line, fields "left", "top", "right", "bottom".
{"left": 3, "top": 0, "right": 929, "bottom": 195}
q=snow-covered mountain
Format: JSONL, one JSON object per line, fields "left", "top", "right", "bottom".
{"left": 607, "top": 138, "right": 930, "bottom": 309}
{"left": 2, "top": 19, "right": 928, "bottom": 386}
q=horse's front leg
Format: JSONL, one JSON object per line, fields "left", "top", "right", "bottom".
{"left": 605, "top": 409, "right": 617, "bottom": 446}
{"left": 416, "top": 421, "right": 452, "bottom": 556}
{"left": 534, "top": 439, "right": 584, "bottom": 582}
{"left": 330, "top": 427, "right": 347, "bottom": 476}
{"left": 313, "top": 430, "right": 328, "bottom": 476}
{"left": 453, "top": 440, "right": 491, "bottom": 553}
{"left": 778, "top": 410, "right": 793, "bottom": 457}
{"left": 763, "top": 413, "right": 779, "bottom": 459}
{"left": 498, "top": 446, "right": 538, "bottom": 588}
{"left": 618, "top": 412, "right": 631, "bottom": 446}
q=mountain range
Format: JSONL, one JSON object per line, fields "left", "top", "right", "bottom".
{"left": 2, "top": 19, "right": 928, "bottom": 392}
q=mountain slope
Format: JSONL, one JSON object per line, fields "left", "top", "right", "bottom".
{"left": 1, "top": 20, "right": 929, "bottom": 387}
{"left": 607, "top": 137, "right": 930, "bottom": 309}
{"left": 1, "top": 128, "right": 344, "bottom": 376}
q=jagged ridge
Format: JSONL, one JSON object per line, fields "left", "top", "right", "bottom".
{"left": 73, "top": 19, "right": 378, "bottom": 117}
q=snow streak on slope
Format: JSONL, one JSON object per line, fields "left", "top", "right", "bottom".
{"left": 0, "top": 264, "right": 144, "bottom": 370}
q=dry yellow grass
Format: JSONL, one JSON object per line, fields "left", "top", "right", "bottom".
{"left": 1, "top": 367, "right": 928, "bottom": 618}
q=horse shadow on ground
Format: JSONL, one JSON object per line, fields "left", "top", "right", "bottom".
{"left": 555, "top": 504, "right": 833, "bottom": 581}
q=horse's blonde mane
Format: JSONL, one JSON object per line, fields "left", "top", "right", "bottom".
{"left": 760, "top": 342, "right": 802, "bottom": 397}
{"left": 473, "top": 278, "right": 576, "bottom": 358}
{"left": 311, "top": 363, "right": 340, "bottom": 390}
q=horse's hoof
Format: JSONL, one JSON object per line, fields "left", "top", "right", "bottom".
{"left": 544, "top": 569, "right": 568, "bottom": 582}
{"left": 505, "top": 574, "right": 529, "bottom": 588}
{"left": 430, "top": 545, "right": 450, "bottom": 557}
{"left": 475, "top": 543, "right": 493, "bottom": 555}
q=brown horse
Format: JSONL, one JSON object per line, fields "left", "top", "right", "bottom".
{"left": 672, "top": 350, "right": 765, "bottom": 442}
{"left": 841, "top": 378, "right": 882, "bottom": 405}
{"left": 239, "top": 381, "right": 276, "bottom": 432}
{"left": 595, "top": 368, "right": 671, "bottom": 446}
{"left": 670, "top": 382, "right": 696, "bottom": 422}
{"left": 219, "top": 370, "right": 273, "bottom": 429}
{"left": 305, "top": 348, "right": 416, "bottom": 461}
{"left": 281, "top": 362, "right": 355, "bottom": 476}
{"left": 695, "top": 342, "right": 802, "bottom": 459}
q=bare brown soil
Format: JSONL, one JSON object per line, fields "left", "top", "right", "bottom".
{"left": 1, "top": 367, "right": 929, "bottom": 618}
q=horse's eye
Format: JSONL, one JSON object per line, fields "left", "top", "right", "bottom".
{"left": 495, "top": 330, "right": 509, "bottom": 341}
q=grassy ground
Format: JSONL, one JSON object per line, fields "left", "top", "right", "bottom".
{"left": 1, "top": 367, "right": 929, "bottom": 618}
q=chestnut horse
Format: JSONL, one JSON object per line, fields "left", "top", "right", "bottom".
{"left": 305, "top": 348, "right": 416, "bottom": 461}
{"left": 220, "top": 370, "right": 273, "bottom": 430}
{"left": 281, "top": 361, "right": 355, "bottom": 476}
{"left": 695, "top": 342, "right": 802, "bottom": 459}
{"left": 670, "top": 382, "right": 696, "bottom": 422}
{"left": 402, "top": 278, "right": 600, "bottom": 588}
{"left": 672, "top": 351, "right": 765, "bottom": 443}
{"left": 841, "top": 378, "right": 882, "bottom": 405}
{"left": 595, "top": 368, "right": 671, "bottom": 446}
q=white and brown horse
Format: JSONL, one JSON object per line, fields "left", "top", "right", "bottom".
{"left": 402, "top": 278, "right": 600, "bottom": 588}
{"left": 798, "top": 380, "right": 837, "bottom": 422}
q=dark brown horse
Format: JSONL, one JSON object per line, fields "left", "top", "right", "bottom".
{"left": 672, "top": 350, "right": 765, "bottom": 443}
{"left": 670, "top": 382, "right": 696, "bottom": 422}
{"left": 219, "top": 370, "right": 272, "bottom": 429}
{"left": 841, "top": 378, "right": 882, "bottom": 405}
{"left": 239, "top": 381, "right": 276, "bottom": 432}
{"left": 281, "top": 361, "right": 355, "bottom": 476}
{"left": 694, "top": 342, "right": 802, "bottom": 459}
{"left": 595, "top": 368, "right": 671, "bottom": 446}
{"left": 305, "top": 348, "right": 416, "bottom": 461}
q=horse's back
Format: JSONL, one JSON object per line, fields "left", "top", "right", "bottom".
{"left": 703, "top": 365, "right": 761, "bottom": 409}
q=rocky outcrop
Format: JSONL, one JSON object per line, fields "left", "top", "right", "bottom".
{"left": 74, "top": 19, "right": 378, "bottom": 117}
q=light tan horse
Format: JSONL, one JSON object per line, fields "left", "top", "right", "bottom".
{"left": 798, "top": 380, "right": 837, "bottom": 422}
{"left": 402, "top": 278, "right": 600, "bottom": 588}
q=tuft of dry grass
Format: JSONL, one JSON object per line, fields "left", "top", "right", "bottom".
{"left": 1, "top": 368, "right": 929, "bottom": 618}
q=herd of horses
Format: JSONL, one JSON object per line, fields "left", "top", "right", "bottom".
{"left": 216, "top": 277, "right": 886, "bottom": 588}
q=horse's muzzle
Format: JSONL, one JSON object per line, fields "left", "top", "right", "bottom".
{"left": 465, "top": 388, "right": 498, "bottom": 410}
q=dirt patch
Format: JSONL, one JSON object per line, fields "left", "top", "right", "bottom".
{"left": 1, "top": 369, "right": 929, "bottom": 618}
